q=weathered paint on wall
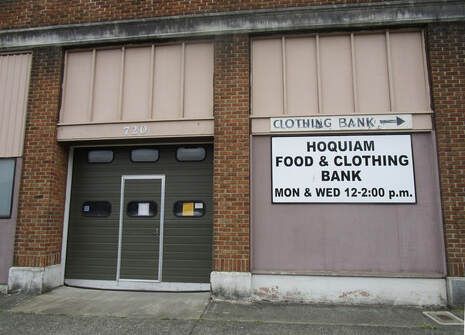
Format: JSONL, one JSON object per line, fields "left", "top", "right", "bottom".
{"left": 251, "top": 134, "right": 445, "bottom": 275}
{"left": 0, "top": 159, "right": 22, "bottom": 284}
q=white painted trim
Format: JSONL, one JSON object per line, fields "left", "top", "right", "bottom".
{"left": 65, "top": 279, "right": 210, "bottom": 292}
{"left": 158, "top": 176, "right": 166, "bottom": 281}
{"left": 60, "top": 147, "right": 74, "bottom": 284}
{"left": 211, "top": 272, "right": 447, "bottom": 306}
{"left": 116, "top": 176, "right": 124, "bottom": 280}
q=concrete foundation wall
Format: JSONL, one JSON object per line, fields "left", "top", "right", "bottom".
{"left": 8, "top": 264, "right": 62, "bottom": 294}
{"left": 211, "top": 272, "right": 447, "bottom": 306}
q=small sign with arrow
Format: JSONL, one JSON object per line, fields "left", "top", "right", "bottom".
{"left": 379, "top": 116, "right": 407, "bottom": 126}
{"left": 270, "top": 114, "right": 413, "bottom": 132}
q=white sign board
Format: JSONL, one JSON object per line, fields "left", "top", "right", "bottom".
{"left": 270, "top": 114, "right": 412, "bottom": 132}
{"left": 272, "top": 135, "right": 416, "bottom": 203}
{"left": 138, "top": 203, "right": 150, "bottom": 216}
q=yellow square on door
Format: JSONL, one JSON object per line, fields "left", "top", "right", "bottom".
{"left": 182, "top": 202, "right": 194, "bottom": 216}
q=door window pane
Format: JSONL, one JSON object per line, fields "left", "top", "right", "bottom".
{"left": 81, "top": 201, "right": 112, "bottom": 217}
{"left": 0, "top": 159, "right": 15, "bottom": 218}
{"left": 127, "top": 201, "right": 157, "bottom": 217}
{"left": 130, "top": 148, "right": 159, "bottom": 162}
{"left": 173, "top": 201, "right": 205, "bottom": 217}
{"left": 176, "top": 147, "right": 206, "bottom": 161}
{"left": 87, "top": 150, "right": 114, "bottom": 163}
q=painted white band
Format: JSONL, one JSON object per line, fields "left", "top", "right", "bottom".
{"left": 211, "top": 272, "right": 447, "bottom": 306}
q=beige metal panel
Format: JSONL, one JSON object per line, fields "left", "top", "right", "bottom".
{"left": 0, "top": 53, "right": 31, "bottom": 157}
{"left": 286, "top": 37, "right": 318, "bottom": 116}
{"left": 390, "top": 32, "right": 429, "bottom": 113}
{"left": 57, "top": 120, "right": 213, "bottom": 141}
{"left": 354, "top": 34, "right": 390, "bottom": 114}
{"left": 252, "top": 39, "right": 283, "bottom": 116}
{"left": 61, "top": 51, "right": 93, "bottom": 123}
{"left": 122, "top": 47, "right": 152, "bottom": 121}
{"left": 153, "top": 44, "right": 182, "bottom": 120}
{"left": 319, "top": 35, "right": 354, "bottom": 115}
{"left": 92, "top": 49, "right": 122, "bottom": 122}
{"left": 184, "top": 43, "right": 214, "bottom": 119}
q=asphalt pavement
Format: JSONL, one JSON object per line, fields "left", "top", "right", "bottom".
{"left": 0, "top": 286, "right": 463, "bottom": 335}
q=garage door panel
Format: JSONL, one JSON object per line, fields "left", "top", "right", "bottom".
{"left": 66, "top": 145, "right": 212, "bottom": 284}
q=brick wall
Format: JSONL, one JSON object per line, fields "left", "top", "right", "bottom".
{"left": 428, "top": 23, "right": 465, "bottom": 277}
{"left": 0, "top": 0, "right": 381, "bottom": 30}
{"left": 14, "top": 47, "right": 68, "bottom": 268}
{"left": 213, "top": 34, "right": 250, "bottom": 272}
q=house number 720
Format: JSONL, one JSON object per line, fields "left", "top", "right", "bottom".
{"left": 123, "top": 125, "right": 149, "bottom": 136}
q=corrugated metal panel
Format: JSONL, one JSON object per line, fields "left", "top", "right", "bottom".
{"left": 251, "top": 39, "right": 283, "bottom": 116}
{"left": 354, "top": 33, "right": 390, "bottom": 114}
{"left": 0, "top": 53, "right": 32, "bottom": 157}
{"left": 122, "top": 47, "right": 152, "bottom": 121}
{"left": 252, "top": 31, "right": 431, "bottom": 117}
{"left": 153, "top": 44, "right": 183, "bottom": 120}
{"left": 60, "top": 42, "right": 214, "bottom": 125}
{"left": 319, "top": 35, "right": 354, "bottom": 114}
{"left": 184, "top": 43, "right": 214, "bottom": 119}
{"left": 286, "top": 37, "right": 318, "bottom": 116}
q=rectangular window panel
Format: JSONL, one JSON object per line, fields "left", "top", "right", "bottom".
{"left": 173, "top": 201, "right": 205, "bottom": 217}
{"left": 176, "top": 147, "right": 206, "bottom": 161}
{"left": 87, "top": 150, "right": 114, "bottom": 163}
{"left": 81, "top": 201, "right": 112, "bottom": 217}
{"left": 0, "top": 159, "right": 15, "bottom": 218}
{"left": 130, "top": 148, "right": 159, "bottom": 162}
{"left": 127, "top": 201, "right": 157, "bottom": 217}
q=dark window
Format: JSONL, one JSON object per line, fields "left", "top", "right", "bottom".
{"left": 127, "top": 201, "right": 157, "bottom": 217}
{"left": 0, "top": 159, "right": 15, "bottom": 218}
{"left": 81, "top": 201, "right": 112, "bottom": 217}
{"left": 87, "top": 150, "right": 114, "bottom": 163}
{"left": 130, "top": 148, "right": 159, "bottom": 162}
{"left": 176, "top": 147, "right": 206, "bottom": 162}
{"left": 173, "top": 201, "right": 205, "bottom": 217}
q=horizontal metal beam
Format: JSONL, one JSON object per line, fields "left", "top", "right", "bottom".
{"left": 1, "top": 0, "right": 464, "bottom": 49}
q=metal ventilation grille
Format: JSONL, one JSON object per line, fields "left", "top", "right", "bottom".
{"left": 422, "top": 311, "right": 464, "bottom": 326}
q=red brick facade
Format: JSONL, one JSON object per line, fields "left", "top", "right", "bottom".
{"left": 0, "top": 0, "right": 381, "bottom": 30}
{"left": 428, "top": 23, "right": 465, "bottom": 277}
{"left": 1, "top": 2, "right": 463, "bottom": 281}
{"left": 14, "top": 47, "right": 68, "bottom": 268}
{"left": 213, "top": 35, "right": 250, "bottom": 272}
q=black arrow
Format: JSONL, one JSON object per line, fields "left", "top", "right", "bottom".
{"left": 380, "top": 116, "right": 405, "bottom": 126}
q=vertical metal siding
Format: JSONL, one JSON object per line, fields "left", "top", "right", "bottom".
{"left": 60, "top": 42, "right": 214, "bottom": 125}
{"left": 0, "top": 53, "right": 32, "bottom": 157}
{"left": 252, "top": 31, "right": 431, "bottom": 117}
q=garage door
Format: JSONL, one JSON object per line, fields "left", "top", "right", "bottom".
{"left": 65, "top": 145, "right": 213, "bottom": 285}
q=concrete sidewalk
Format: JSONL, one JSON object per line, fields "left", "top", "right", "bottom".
{"left": 0, "top": 286, "right": 463, "bottom": 334}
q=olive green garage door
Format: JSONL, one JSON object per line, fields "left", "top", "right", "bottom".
{"left": 65, "top": 145, "right": 213, "bottom": 288}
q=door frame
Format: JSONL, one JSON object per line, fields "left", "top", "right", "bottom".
{"left": 117, "top": 175, "right": 166, "bottom": 283}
